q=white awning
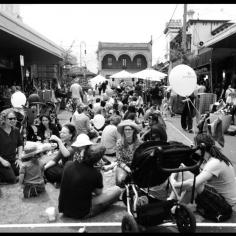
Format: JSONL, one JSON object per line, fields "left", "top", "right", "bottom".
{"left": 204, "top": 23, "right": 236, "bottom": 48}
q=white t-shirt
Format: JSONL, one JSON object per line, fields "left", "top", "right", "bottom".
{"left": 70, "top": 83, "right": 83, "bottom": 101}
{"left": 201, "top": 157, "right": 236, "bottom": 207}
{"left": 101, "top": 124, "right": 120, "bottom": 155}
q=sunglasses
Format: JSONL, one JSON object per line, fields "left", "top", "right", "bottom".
{"left": 8, "top": 117, "right": 17, "bottom": 121}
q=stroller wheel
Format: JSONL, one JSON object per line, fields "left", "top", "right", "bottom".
{"left": 175, "top": 204, "right": 196, "bottom": 233}
{"left": 121, "top": 214, "right": 139, "bottom": 233}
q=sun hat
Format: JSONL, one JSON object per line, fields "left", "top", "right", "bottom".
{"left": 117, "top": 119, "right": 140, "bottom": 135}
{"left": 21, "top": 142, "right": 53, "bottom": 162}
{"left": 71, "top": 133, "right": 94, "bottom": 148}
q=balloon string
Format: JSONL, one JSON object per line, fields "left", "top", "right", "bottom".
{"left": 186, "top": 97, "right": 201, "bottom": 137}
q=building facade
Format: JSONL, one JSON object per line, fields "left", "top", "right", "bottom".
{"left": 0, "top": 4, "right": 65, "bottom": 97}
{"left": 96, "top": 41, "right": 152, "bottom": 79}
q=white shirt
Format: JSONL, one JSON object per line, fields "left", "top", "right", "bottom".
{"left": 101, "top": 124, "right": 120, "bottom": 155}
{"left": 70, "top": 83, "right": 83, "bottom": 101}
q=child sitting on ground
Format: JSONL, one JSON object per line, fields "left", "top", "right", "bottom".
{"left": 19, "top": 143, "right": 52, "bottom": 198}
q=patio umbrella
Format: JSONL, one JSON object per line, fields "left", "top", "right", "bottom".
{"left": 110, "top": 70, "right": 133, "bottom": 79}
{"left": 133, "top": 68, "right": 167, "bottom": 81}
{"left": 89, "top": 74, "right": 107, "bottom": 88}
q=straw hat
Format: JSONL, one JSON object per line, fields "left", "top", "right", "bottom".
{"left": 21, "top": 142, "right": 52, "bottom": 162}
{"left": 72, "top": 133, "right": 94, "bottom": 148}
{"left": 117, "top": 119, "right": 140, "bottom": 135}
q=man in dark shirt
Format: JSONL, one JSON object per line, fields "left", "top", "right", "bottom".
{"left": 58, "top": 138, "right": 121, "bottom": 219}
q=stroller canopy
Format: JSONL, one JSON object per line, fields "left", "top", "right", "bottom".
{"left": 131, "top": 141, "right": 199, "bottom": 188}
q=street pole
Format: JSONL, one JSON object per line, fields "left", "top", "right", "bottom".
{"left": 182, "top": 4, "right": 187, "bottom": 63}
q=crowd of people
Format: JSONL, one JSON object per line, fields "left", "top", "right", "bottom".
{"left": 0, "top": 77, "right": 236, "bottom": 223}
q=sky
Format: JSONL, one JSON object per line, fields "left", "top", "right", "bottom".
{"left": 20, "top": 4, "right": 236, "bottom": 74}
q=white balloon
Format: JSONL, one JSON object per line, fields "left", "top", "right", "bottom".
{"left": 169, "top": 64, "right": 197, "bottom": 97}
{"left": 93, "top": 114, "right": 105, "bottom": 130}
{"left": 11, "top": 91, "right": 26, "bottom": 108}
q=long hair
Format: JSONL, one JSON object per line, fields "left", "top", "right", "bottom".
{"left": 194, "top": 133, "right": 232, "bottom": 166}
{"left": 121, "top": 128, "right": 139, "bottom": 149}
{"left": 63, "top": 123, "right": 77, "bottom": 142}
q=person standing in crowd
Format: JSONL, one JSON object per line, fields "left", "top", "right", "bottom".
{"left": 44, "top": 124, "right": 77, "bottom": 188}
{"left": 86, "top": 88, "right": 95, "bottom": 105}
{"left": 58, "top": 133, "right": 121, "bottom": 219}
{"left": 169, "top": 133, "right": 236, "bottom": 211}
{"left": 70, "top": 81, "right": 84, "bottom": 112}
{"left": 115, "top": 120, "right": 141, "bottom": 187}
{"left": 71, "top": 104, "right": 91, "bottom": 136}
{"left": 101, "top": 115, "right": 121, "bottom": 160}
{"left": 101, "top": 81, "right": 107, "bottom": 94}
{"left": 98, "top": 82, "right": 102, "bottom": 96}
{"left": 37, "top": 115, "right": 60, "bottom": 143}
{"left": 0, "top": 109, "right": 23, "bottom": 184}
{"left": 181, "top": 92, "right": 195, "bottom": 133}
{"left": 150, "top": 83, "right": 163, "bottom": 110}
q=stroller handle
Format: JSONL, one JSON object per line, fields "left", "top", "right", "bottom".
{"left": 159, "top": 159, "right": 203, "bottom": 173}
{"left": 155, "top": 143, "right": 205, "bottom": 173}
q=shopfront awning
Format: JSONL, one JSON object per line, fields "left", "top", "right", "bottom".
{"left": 0, "top": 11, "right": 64, "bottom": 59}
{"left": 189, "top": 48, "right": 212, "bottom": 68}
{"left": 204, "top": 23, "right": 236, "bottom": 48}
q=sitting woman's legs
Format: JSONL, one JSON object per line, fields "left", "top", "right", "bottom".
{"left": 115, "top": 166, "right": 128, "bottom": 188}
{"left": 89, "top": 186, "right": 121, "bottom": 217}
{"left": 44, "top": 165, "right": 63, "bottom": 184}
{"left": 168, "top": 170, "right": 204, "bottom": 204}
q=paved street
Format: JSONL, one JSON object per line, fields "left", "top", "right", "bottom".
{"left": 0, "top": 109, "right": 236, "bottom": 233}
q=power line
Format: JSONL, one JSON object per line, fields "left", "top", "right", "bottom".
{"left": 152, "top": 4, "right": 179, "bottom": 42}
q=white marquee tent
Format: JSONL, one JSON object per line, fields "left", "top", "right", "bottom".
{"left": 89, "top": 74, "right": 107, "bottom": 88}
{"left": 110, "top": 70, "right": 133, "bottom": 79}
{"left": 133, "top": 68, "right": 167, "bottom": 82}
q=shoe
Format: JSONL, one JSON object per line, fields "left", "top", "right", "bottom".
{"left": 182, "top": 128, "right": 187, "bottom": 131}
{"left": 188, "top": 129, "right": 193, "bottom": 133}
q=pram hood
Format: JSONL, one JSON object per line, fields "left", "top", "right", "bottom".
{"left": 131, "top": 141, "right": 199, "bottom": 188}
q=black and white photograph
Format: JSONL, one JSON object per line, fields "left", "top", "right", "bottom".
{"left": 1, "top": 3, "right": 236, "bottom": 233}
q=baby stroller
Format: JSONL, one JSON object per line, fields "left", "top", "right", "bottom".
{"left": 121, "top": 140, "right": 205, "bottom": 233}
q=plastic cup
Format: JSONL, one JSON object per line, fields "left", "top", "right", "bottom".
{"left": 45, "top": 207, "right": 56, "bottom": 222}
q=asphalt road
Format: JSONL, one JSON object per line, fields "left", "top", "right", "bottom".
{"left": 1, "top": 110, "right": 234, "bottom": 233}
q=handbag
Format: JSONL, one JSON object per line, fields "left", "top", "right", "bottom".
{"left": 195, "top": 184, "right": 232, "bottom": 222}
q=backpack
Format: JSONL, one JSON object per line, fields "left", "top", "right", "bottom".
{"left": 195, "top": 184, "right": 232, "bottom": 222}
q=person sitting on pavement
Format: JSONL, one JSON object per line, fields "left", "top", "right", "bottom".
{"left": 123, "top": 105, "right": 140, "bottom": 124}
{"left": 0, "top": 109, "right": 23, "bottom": 184}
{"left": 19, "top": 143, "right": 52, "bottom": 198}
{"left": 143, "top": 105, "right": 157, "bottom": 122}
{"left": 168, "top": 133, "right": 236, "bottom": 211}
{"left": 115, "top": 119, "right": 142, "bottom": 187}
{"left": 58, "top": 133, "right": 121, "bottom": 219}
{"left": 93, "top": 98, "right": 102, "bottom": 115}
{"left": 44, "top": 124, "right": 77, "bottom": 188}
{"left": 141, "top": 112, "right": 167, "bottom": 141}
{"left": 101, "top": 115, "right": 121, "bottom": 161}
{"left": 37, "top": 115, "right": 60, "bottom": 143}
{"left": 49, "top": 111, "right": 62, "bottom": 132}
{"left": 71, "top": 104, "right": 92, "bottom": 136}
